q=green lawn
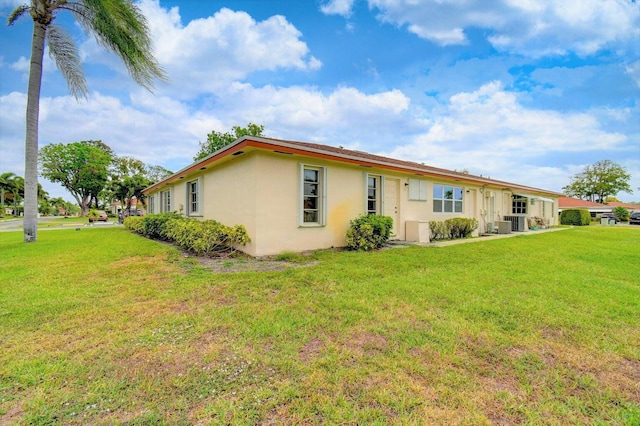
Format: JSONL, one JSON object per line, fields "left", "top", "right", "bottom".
{"left": 1, "top": 226, "right": 639, "bottom": 425}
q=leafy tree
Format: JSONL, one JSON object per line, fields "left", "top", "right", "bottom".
{"left": 146, "top": 165, "right": 173, "bottom": 184}
{"left": 563, "top": 160, "right": 632, "bottom": 203}
{"left": 39, "top": 141, "right": 113, "bottom": 216}
{"left": 109, "top": 156, "right": 152, "bottom": 214}
{"left": 613, "top": 206, "right": 630, "bottom": 222}
{"left": 0, "top": 172, "right": 16, "bottom": 212}
{"left": 194, "top": 123, "right": 265, "bottom": 161}
{"left": 6, "top": 175, "right": 24, "bottom": 216}
{"left": 8, "top": 0, "right": 166, "bottom": 242}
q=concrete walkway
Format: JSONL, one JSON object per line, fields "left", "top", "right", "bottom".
{"left": 389, "top": 226, "right": 570, "bottom": 248}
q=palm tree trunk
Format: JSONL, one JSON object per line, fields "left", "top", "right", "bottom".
{"left": 23, "top": 21, "right": 46, "bottom": 242}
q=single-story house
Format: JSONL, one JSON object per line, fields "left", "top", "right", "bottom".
{"left": 558, "top": 196, "right": 612, "bottom": 218}
{"left": 144, "top": 136, "right": 561, "bottom": 256}
{"left": 558, "top": 197, "right": 639, "bottom": 217}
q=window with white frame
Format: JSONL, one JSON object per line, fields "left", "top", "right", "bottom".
{"left": 186, "top": 179, "right": 200, "bottom": 216}
{"left": 148, "top": 195, "right": 155, "bottom": 214}
{"left": 160, "top": 189, "right": 171, "bottom": 213}
{"left": 408, "top": 178, "right": 427, "bottom": 201}
{"left": 300, "top": 165, "right": 326, "bottom": 225}
{"left": 433, "top": 184, "right": 463, "bottom": 213}
{"left": 367, "top": 175, "right": 381, "bottom": 215}
{"left": 512, "top": 196, "right": 527, "bottom": 214}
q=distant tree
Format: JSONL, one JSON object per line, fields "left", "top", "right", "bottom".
{"left": 604, "top": 196, "right": 620, "bottom": 203}
{"left": 107, "top": 156, "right": 153, "bottom": 214}
{"left": 0, "top": 172, "right": 16, "bottom": 211}
{"left": 563, "top": 160, "right": 632, "bottom": 203}
{"left": 613, "top": 206, "right": 630, "bottom": 222}
{"left": 6, "top": 175, "right": 24, "bottom": 216}
{"left": 39, "top": 140, "right": 113, "bottom": 216}
{"left": 146, "top": 165, "right": 173, "bottom": 184}
{"left": 194, "top": 123, "right": 265, "bottom": 161}
{"left": 8, "top": 0, "right": 166, "bottom": 242}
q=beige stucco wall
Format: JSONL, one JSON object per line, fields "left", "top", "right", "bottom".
{"left": 146, "top": 151, "right": 558, "bottom": 256}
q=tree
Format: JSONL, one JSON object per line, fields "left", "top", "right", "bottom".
{"left": 194, "top": 123, "right": 265, "bottom": 161}
{"left": 7, "top": 176, "right": 25, "bottom": 216}
{"left": 39, "top": 141, "right": 113, "bottom": 216}
{"left": 146, "top": 165, "right": 173, "bottom": 184}
{"left": 8, "top": 0, "right": 166, "bottom": 242}
{"left": 0, "top": 172, "right": 16, "bottom": 213}
{"left": 109, "top": 156, "right": 151, "bottom": 214}
{"left": 563, "top": 160, "right": 632, "bottom": 203}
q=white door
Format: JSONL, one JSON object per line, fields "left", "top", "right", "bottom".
{"left": 384, "top": 178, "right": 400, "bottom": 239}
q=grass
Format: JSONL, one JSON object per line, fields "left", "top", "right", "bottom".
{"left": 1, "top": 226, "right": 639, "bottom": 424}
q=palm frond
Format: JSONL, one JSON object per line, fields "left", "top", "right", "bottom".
{"left": 70, "top": 0, "right": 167, "bottom": 92}
{"left": 46, "top": 24, "right": 89, "bottom": 99}
{"left": 7, "top": 4, "right": 30, "bottom": 26}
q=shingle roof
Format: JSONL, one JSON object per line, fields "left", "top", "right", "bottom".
{"left": 145, "top": 135, "right": 562, "bottom": 197}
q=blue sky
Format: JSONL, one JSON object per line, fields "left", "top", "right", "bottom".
{"left": 1, "top": 0, "right": 639, "bottom": 202}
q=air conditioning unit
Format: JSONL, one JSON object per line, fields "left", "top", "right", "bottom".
{"left": 495, "top": 221, "right": 511, "bottom": 234}
{"left": 486, "top": 222, "right": 495, "bottom": 233}
{"left": 503, "top": 215, "right": 525, "bottom": 232}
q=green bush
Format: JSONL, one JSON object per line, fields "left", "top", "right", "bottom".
{"left": 445, "top": 217, "right": 479, "bottom": 239}
{"left": 429, "top": 221, "right": 448, "bottom": 241}
{"left": 613, "top": 206, "right": 629, "bottom": 222}
{"left": 429, "top": 218, "right": 478, "bottom": 241}
{"left": 124, "top": 216, "right": 144, "bottom": 234}
{"left": 142, "top": 212, "right": 183, "bottom": 240}
{"left": 560, "top": 209, "right": 591, "bottom": 226}
{"left": 162, "top": 218, "right": 250, "bottom": 256}
{"left": 345, "top": 215, "right": 393, "bottom": 251}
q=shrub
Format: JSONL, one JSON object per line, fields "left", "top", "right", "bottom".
{"left": 345, "top": 215, "right": 393, "bottom": 251}
{"left": 163, "top": 218, "right": 250, "bottom": 256}
{"left": 142, "top": 212, "right": 183, "bottom": 240}
{"left": 124, "top": 216, "right": 144, "bottom": 234}
{"left": 429, "top": 221, "right": 448, "bottom": 241}
{"left": 613, "top": 206, "right": 629, "bottom": 222}
{"left": 560, "top": 209, "right": 591, "bottom": 226}
{"left": 445, "top": 217, "right": 479, "bottom": 239}
{"left": 429, "top": 218, "right": 478, "bottom": 241}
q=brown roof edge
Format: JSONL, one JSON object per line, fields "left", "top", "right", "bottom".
{"left": 144, "top": 135, "right": 562, "bottom": 197}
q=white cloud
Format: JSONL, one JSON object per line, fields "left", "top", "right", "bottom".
{"left": 320, "top": 0, "right": 356, "bottom": 17}
{"left": 109, "top": 0, "right": 322, "bottom": 98}
{"left": 387, "top": 81, "right": 629, "bottom": 192}
{"left": 627, "top": 60, "right": 640, "bottom": 88}
{"left": 365, "top": 0, "right": 640, "bottom": 56}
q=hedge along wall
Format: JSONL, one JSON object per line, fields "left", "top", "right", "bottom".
{"left": 124, "top": 213, "right": 250, "bottom": 256}
{"left": 560, "top": 208, "right": 591, "bottom": 226}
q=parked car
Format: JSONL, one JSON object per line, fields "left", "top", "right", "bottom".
{"left": 600, "top": 213, "right": 618, "bottom": 224}
{"left": 89, "top": 210, "right": 108, "bottom": 222}
{"left": 630, "top": 212, "right": 640, "bottom": 225}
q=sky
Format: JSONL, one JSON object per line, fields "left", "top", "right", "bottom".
{"left": 0, "top": 0, "right": 639, "bottom": 202}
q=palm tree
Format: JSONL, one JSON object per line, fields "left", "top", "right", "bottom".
{"left": 8, "top": 176, "right": 25, "bottom": 217}
{"left": 8, "top": 0, "right": 166, "bottom": 242}
{"left": 0, "top": 172, "right": 16, "bottom": 216}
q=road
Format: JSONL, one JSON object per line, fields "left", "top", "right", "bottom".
{"left": 0, "top": 217, "right": 118, "bottom": 232}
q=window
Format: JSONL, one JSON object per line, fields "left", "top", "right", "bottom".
{"left": 408, "top": 178, "right": 427, "bottom": 201}
{"left": 187, "top": 179, "right": 200, "bottom": 216}
{"left": 300, "top": 165, "right": 326, "bottom": 226}
{"left": 512, "top": 196, "right": 527, "bottom": 214}
{"left": 367, "top": 175, "right": 381, "bottom": 215}
{"left": 433, "top": 184, "right": 463, "bottom": 213}
{"left": 148, "top": 195, "right": 155, "bottom": 214}
{"left": 161, "top": 189, "right": 171, "bottom": 213}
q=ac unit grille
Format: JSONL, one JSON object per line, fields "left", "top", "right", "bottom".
{"left": 503, "top": 215, "right": 525, "bottom": 232}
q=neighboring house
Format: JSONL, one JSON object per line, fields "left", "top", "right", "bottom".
{"left": 607, "top": 201, "right": 639, "bottom": 213}
{"left": 110, "top": 197, "right": 145, "bottom": 216}
{"left": 144, "top": 136, "right": 560, "bottom": 257}
{"left": 558, "top": 197, "right": 639, "bottom": 218}
{"left": 558, "top": 196, "right": 612, "bottom": 218}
